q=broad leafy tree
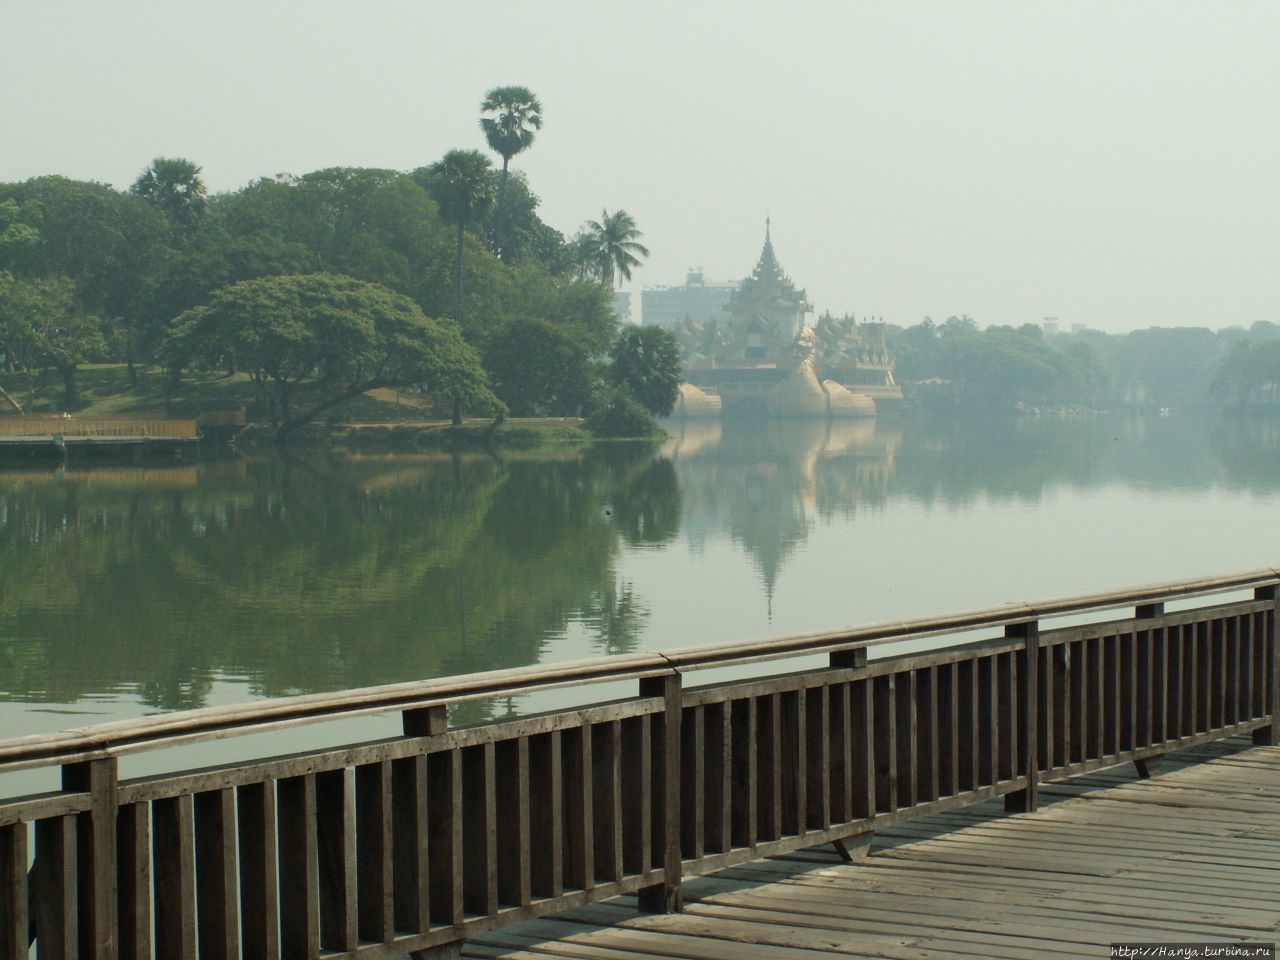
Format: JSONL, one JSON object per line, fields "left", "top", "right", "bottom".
{"left": 480, "top": 85, "right": 543, "bottom": 258}
{"left": 608, "top": 325, "right": 682, "bottom": 417}
{"left": 482, "top": 317, "right": 593, "bottom": 416}
{"left": 0, "top": 274, "right": 106, "bottom": 407}
{"left": 575, "top": 210, "right": 649, "bottom": 287}
{"left": 162, "top": 273, "right": 498, "bottom": 441}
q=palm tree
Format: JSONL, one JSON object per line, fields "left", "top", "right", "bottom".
{"left": 576, "top": 209, "right": 650, "bottom": 288}
{"left": 130, "top": 157, "right": 208, "bottom": 238}
{"left": 479, "top": 85, "right": 543, "bottom": 258}
{"left": 422, "top": 149, "right": 494, "bottom": 422}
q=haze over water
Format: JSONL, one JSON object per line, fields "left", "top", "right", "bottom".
{"left": 3, "top": 412, "right": 1279, "bottom": 746}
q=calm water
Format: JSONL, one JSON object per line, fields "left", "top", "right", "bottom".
{"left": 3, "top": 413, "right": 1280, "bottom": 752}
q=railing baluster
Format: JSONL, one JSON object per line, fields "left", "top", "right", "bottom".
{"left": 851, "top": 677, "right": 874, "bottom": 820}
{"left": 277, "top": 775, "right": 318, "bottom": 959}
{"left": 978, "top": 657, "right": 996, "bottom": 785}
{"left": 1122, "top": 631, "right": 1137, "bottom": 752}
{"left": 1051, "top": 644, "right": 1068, "bottom": 771}
{"left": 237, "top": 780, "right": 279, "bottom": 960}
{"left": 1195, "top": 622, "right": 1211, "bottom": 735}
{"left": 895, "top": 671, "right": 916, "bottom": 808}
{"left": 592, "top": 722, "right": 624, "bottom": 882}
{"left": 1183, "top": 624, "right": 1197, "bottom": 740}
{"left": 827, "top": 682, "right": 851, "bottom": 822}
{"left": 1103, "top": 636, "right": 1119, "bottom": 757}
{"left": 778, "top": 689, "right": 802, "bottom": 837}
{"left": 194, "top": 788, "right": 240, "bottom": 960}
{"left": 937, "top": 665, "right": 958, "bottom": 795}
{"left": 560, "top": 727, "right": 593, "bottom": 893}
{"left": 917, "top": 668, "right": 938, "bottom": 805}
{"left": 390, "top": 756, "right": 429, "bottom": 933}
{"left": 528, "top": 731, "right": 563, "bottom": 899}
{"left": 495, "top": 737, "right": 530, "bottom": 907}
{"left": 427, "top": 749, "right": 463, "bottom": 926}
{"left": 806, "top": 684, "right": 829, "bottom": 831}
{"left": 1135, "top": 626, "right": 1152, "bottom": 750}
{"left": 1226, "top": 616, "right": 1241, "bottom": 726}
{"left": 1088, "top": 637, "right": 1104, "bottom": 759}
{"left": 730, "top": 697, "right": 756, "bottom": 848}
{"left": 678, "top": 708, "right": 703, "bottom": 861}
{"left": 0, "top": 823, "right": 27, "bottom": 960}
{"left": 873, "top": 675, "right": 896, "bottom": 811}
{"left": 117, "top": 802, "right": 151, "bottom": 960}
{"left": 620, "top": 718, "right": 651, "bottom": 875}
{"left": 1255, "top": 585, "right": 1279, "bottom": 744}
{"left": 756, "top": 693, "right": 781, "bottom": 841}
{"left": 34, "top": 815, "right": 78, "bottom": 960}
{"left": 316, "top": 769, "right": 356, "bottom": 952}
{"left": 956, "top": 661, "right": 976, "bottom": 792}
{"left": 152, "top": 796, "right": 196, "bottom": 960}
{"left": 702, "top": 703, "right": 729, "bottom": 855}
{"left": 462, "top": 743, "right": 498, "bottom": 916}
{"left": 997, "top": 654, "right": 1015, "bottom": 782}
{"left": 355, "top": 761, "right": 394, "bottom": 943}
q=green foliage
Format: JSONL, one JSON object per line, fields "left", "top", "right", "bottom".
{"left": 589, "top": 389, "right": 661, "bottom": 438}
{"left": 1212, "top": 339, "right": 1280, "bottom": 408}
{"left": 607, "top": 325, "right": 682, "bottom": 417}
{"left": 163, "top": 273, "right": 498, "bottom": 438}
{"left": 0, "top": 274, "right": 106, "bottom": 406}
{"left": 0, "top": 176, "right": 168, "bottom": 325}
{"left": 482, "top": 317, "right": 594, "bottom": 416}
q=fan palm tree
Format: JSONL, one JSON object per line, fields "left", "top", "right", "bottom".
{"left": 576, "top": 209, "right": 650, "bottom": 288}
{"left": 422, "top": 150, "right": 494, "bottom": 423}
{"left": 130, "top": 157, "right": 208, "bottom": 239}
{"left": 479, "top": 85, "right": 542, "bottom": 257}
{"left": 423, "top": 150, "right": 495, "bottom": 329}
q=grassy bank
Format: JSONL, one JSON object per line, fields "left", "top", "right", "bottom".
{"left": 0, "top": 365, "right": 669, "bottom": 449}
{"left": 0, "top": 363, "right": 430, "bottom": 421}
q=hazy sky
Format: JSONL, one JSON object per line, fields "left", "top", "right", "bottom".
{"left": 3, "top": 1, "right": 1277, "bottom": 332}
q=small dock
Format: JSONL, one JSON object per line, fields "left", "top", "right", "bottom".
{"left": 466, "top": 736, "right": 1280, "bottom": 959}
{"left": 0, "top": 415, "right": 200, "bottom": 460}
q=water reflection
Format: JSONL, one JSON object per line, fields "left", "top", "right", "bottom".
{"left": 0, "top": 445, "right": 675, "bottom": 724}
{"left": 667, "top": 420, "right": 898, "bottom": 607}
{"left": 3, "top": 412, "right": 1280, "bottom": 725}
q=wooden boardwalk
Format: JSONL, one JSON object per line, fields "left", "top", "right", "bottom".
{"left": 464, "top": 738, "right": 1280, "bottom": 960}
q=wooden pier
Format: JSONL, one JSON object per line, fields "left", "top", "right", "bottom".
{"left": 0, "top": 416, "right": 200, "bottom": 460}
{"left": 463, "top": 736, "right": 1280, "bottom": 959}
{"left": 1, "top": 568, "right": 1277, "bottom": 959}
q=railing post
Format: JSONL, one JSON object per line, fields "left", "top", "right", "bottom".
{"left": 1254, "top": 585, "right": 1279, "bottom": 746}
{"left": 1134, "top": 603, "right": 1165, "bottom": 777}
{"left": 61, "top": 755, "right": 119, "bottom": 960}
{"left": 1004, "top": 622, "right": 1039, "bottom": 813}
{"left": 830, "top": 648, "right": 867, "bottom": 670}
{"left": 401, "top": 705, "right": 462, "bottom": 960}
{"left": 403, "top": 704, "right": 448, "bottom": 738}
{"left": 638, "top": 672, "right": 683, "bottom": 914}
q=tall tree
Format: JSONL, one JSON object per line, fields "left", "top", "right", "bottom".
{"left": 576, "top": 210, "right": 650, "bottom": 288}
{"left": 131, "top": 157, "right": 208, "bottom": 240}
{"left": 421, "top": 152, "right": 495, "bottom": 420}
{"left": 479, "top": 85, "right": 543, "bottom": 258}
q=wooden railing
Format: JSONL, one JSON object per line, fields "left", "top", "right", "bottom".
{"left": 0, "top": 417, "right": 199, "bottom": 439}
{"left": 1, "top": 569, "right": 1277, "bottom": 959}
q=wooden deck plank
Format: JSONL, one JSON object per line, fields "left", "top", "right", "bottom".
{"left": 469, "top": 738, "right": 1280, "bottom": 959}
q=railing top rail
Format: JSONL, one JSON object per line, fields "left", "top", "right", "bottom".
{"left": 2, "top": 566, "right": 1275, "bottom": 772}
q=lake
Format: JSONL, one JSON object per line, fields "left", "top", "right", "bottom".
{"left": 3, "top": 412, "right": 1279, "bottom": 766}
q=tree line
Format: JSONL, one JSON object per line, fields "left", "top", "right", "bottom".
{"left": 886, "top": 315, "right": 1280, "bottom": 412}
{"left": 0, "top": 86, "right": 682, "bottom": 439}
